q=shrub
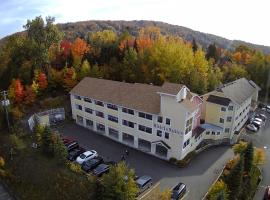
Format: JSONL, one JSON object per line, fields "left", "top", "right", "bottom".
{"left": 169, "top": 157, "right": 177, "bottom": 164}
{"left": 176, "top": 151, "right": 196, "bottom": 167}
{"left": 0, "top": 157, "right": 5, "bottom": 168}
{"left": 67, "top": 162, "right": 83, "bottom": 174}
{"left": 253, "top": 148, "right": 266, "bottom": 166}
{"left": 9, "top": 134, "right": 26, "bottom": 150}
{"left": 207, "top": 180, "right": 229, "bottom": 200}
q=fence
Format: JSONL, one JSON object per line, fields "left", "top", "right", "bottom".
{"left": 28, "top": 108, "right": 65, "bottom": 131}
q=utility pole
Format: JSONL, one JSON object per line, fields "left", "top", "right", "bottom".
{"left": 1, "top": 90, "right": 10, "bottom": 132}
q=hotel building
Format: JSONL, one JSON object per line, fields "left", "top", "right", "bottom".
{"left": 70, "top": 77, "right": 203, "bottom": 160}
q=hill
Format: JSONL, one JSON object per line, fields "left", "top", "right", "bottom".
{"left": 56, "top": 20, "right": 270, "bottom": 54}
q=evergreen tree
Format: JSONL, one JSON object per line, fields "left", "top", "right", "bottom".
{"left": 244, "top": 142, "right": 253, "bottom": 173}
{"left": 41, "top": 126, "right": 54, "bottom": 156}
{"left": 192, "top": 38, "right": 198, "bottom": 52}
{"left": 226, "top": 156, "right": 244, "bottom": 200}
{"left": 206, "top": 43, "right": 219, "bottom": 62}
{"left": 54, "top": 134, "right": 68, "bottom": 164}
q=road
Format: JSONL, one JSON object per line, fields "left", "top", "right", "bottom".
{"left": 241, "top": 110, "right": 270, "bottom": 200}
{"left": 0, "top": 184, "right": 13, "bottom": 200}
{"left": 57, "top": 123, "right": 233, "bottom": 200}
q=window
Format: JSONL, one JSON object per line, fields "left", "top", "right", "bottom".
{"left": 206, "top": 131, "right": 210, "bottom": 135}
{"left": 138, "top": 125, "right": 152, "bottom": 134}
{"left": 166, "top": 118, "right": 171, "bottom": 125}
{"left": 183, "top": 139, "right": 190, "bottom": 148}
{"left": 95, "top": 100, "right": 104, "bottom": 107}
{"left": 108, "top": 115, "right": 118, "bottom": 123}
{"left": 221, "top": 107, "right": 226, "bottom": 112}
{"left": 212, "top": 131, "right": 215, "bottom": 135}
{"left": 75, "top": 104, "right": 82, "bottom": 110}
{"left": 107, "top": 103, "right": 118, "bottom": 111}
{"left": 86, "top": 119, "right": 93, "bottom": 127}
{"left": 225, "top": 128, "right": 230, "bottom": 133}
{"left": 96, "top": 123, "right": 105, "bottom": 132}
{"left": 108, "top": 128, "right": 118, "bottom": 135}
{"left": 138, "top": 112, "right": 152, "bottom": 120}
{"left": 220, "top": 118, "right": 224, "bottom": 123}
{"left": 84, "top": 98, "right": 92, "bottom": 103}
{"left": 74, "top": 95, "right": 81, "bottom": 100}
{"left": 85, "top": 107, "right": 93, "bottom": 114}
{"left": 227, "top": 116, "right": 232, "bottom": 122}
{"left": 157, "top": 116, "right": 163, "bottom": 123}
{"left": 122, "top": 108, "right": 134, "bottom": 115}
{"left": 185, "top": 117, "right": 193, "bottom": 134}
{"left": 165, "top": 132, "right": 169, "bottom": 139}
{"left": 96, "top": 111, "right": 104, "bottom": 118}
{"left": 77, "top": 115, "right": 83, "bottom": 124}
{"left": 216, "top": 132, "right": 220, "bottom": 135}
{"left": 157, "top": 130, "right": 162, "bottom": 137}
{"left": 122, "top": 120, "right": 134, "bottom": 128}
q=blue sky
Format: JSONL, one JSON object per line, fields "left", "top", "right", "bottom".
{"left": 0, "top": 0, "right": 270, "bottom": 46}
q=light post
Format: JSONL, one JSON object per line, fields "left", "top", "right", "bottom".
{"left": 1, "top": 90, "right": 11, "bottom": 132}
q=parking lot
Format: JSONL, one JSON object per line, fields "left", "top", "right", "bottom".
{"left": 57, "top": 123, "right": 233, "bottom": 200}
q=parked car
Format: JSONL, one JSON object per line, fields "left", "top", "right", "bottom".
{"left": 92, "top": 163, "right": 110, "bottom": 177}
{"left": 81, "top": 156, "right": 103, "bottom": 172}
{"left": 76, "top": 150, "right": 98, "bottom": 164}
{"left": 254, "top": 117, "right": 263, "bottom": 123}
{"left": 171, "top": 182, "right": 187, "bottom": 200}
{"left": 257, "top": 113, "right": 267, "bottom": 121}
{"left": 246, "top": 124, "right": 258, "bottom": 132}
{"left": 252, "top": 120, "right": 262, "bottom": 129}
{"left": 264, "top": 186, "right": 270, "bottom": 200}
{"left": 65, "top": 141, "right": 79, "bottom": 152}
{"left": 136, "top": 175, "right": 153, "bottom": 195}
{"left": 67, "top": 147, "right": 85, "bottom": 161}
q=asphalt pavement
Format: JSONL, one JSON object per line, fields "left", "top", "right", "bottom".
{"left": 57, "top": 123, "right": 233, "bottom": 200}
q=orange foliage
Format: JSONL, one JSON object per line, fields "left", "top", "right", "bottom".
{"left": 136, "top": 37, "right": 153, "bottom": 51}
{"left": 119, "top": 38, "right": 135, "bottom": 52}
{"left": 233, "top": 52, "right": 242, "bottom": 62}
{"left": 63, "top": 67, "right": 77, "bottom": 91}
{"left": 60, "top": 40, "right": 72, "bottom": 58}
{"left": 38, "top": 72, "right": 48, "bottom": 90}
{"left": 71, "top": 38, "right": 90, "bottom": 59}
{"left": 24, "top": 86, "right": 36, "bottom": 105}
{"left": 14, "top": 79, "right": 25, "bottom": 103}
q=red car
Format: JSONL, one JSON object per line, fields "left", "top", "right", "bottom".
{"left": 264, "top": 186, "right": 270, "bottom": 200}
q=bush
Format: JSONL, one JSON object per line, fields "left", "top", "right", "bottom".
{"left": 177, "top": 151, "right": 196, "bottom": 167}
{"left": 169, "top": 157, "right": 177, "bottom": 164}
{"left": 207, "top": 180, "right": 229, "bottom": 200}
{"left": 9, "top": 134, "right": 26, "bottom": 150}
{"left": 67, "top": 162, "right": 83, "bottom": 174}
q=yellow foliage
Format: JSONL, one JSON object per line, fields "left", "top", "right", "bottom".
{"left": 233, "top": 141, "right": 247, "bottom": 155}
{"left": 11, "top": 106, "right": 23, "bottom": 121}
{"left": 0, "top": 157, "right": 5, "bottom": 168}
{"left": 207, "top": 180, "right": 229, "bottom": 200}
{"left": 67, "top": 162, "right": 83, "bottom": 174}
{"left": 253, "top": 148, "right": 266, "bottom": 166}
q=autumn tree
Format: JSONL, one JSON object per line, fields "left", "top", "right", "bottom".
{"left": 71, "top": 38, "right": 90, "bottom": 68}
{"left": 79, "top": 59, "right": 91, "bottom": 80}
{"left": 63, "top": 67, "right": 77, "bottom": 91}
{"left": 253, "top": 148, "right": 266, "bottom": 166}
{"left": 37, "top": 72, "right": 48, "bottom": 90}
{"left": 222, "top": 64, "right": 249, "bottom": 82}
{"left": 206, "top": 43, "right": 219, "bottom": 62}
{"left": 14, "top": 79, "right": 25, "bottom": 103}
{"left": 207, "top": 180, "right": 229, "bottom": 200}
{"left": 24, "top": 85, "right": 36, "bottom": 105}
{"left": 243, "top": 142, "right": 253, "bottom": 173}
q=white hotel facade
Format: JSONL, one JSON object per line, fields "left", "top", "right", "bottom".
{"left": 70, "top": 77, "right": 204, "bottom": 160}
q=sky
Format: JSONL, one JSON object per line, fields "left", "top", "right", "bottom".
{"left": 0, "top": 0, "right": 270, "bottom": 46}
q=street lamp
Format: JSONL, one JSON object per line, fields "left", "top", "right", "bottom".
{"left": 1, "top": 90, "right": 11, "bottom": 132}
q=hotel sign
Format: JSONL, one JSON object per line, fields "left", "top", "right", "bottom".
{"left": 154, "top": 123, "right": 182, "bottom": 135}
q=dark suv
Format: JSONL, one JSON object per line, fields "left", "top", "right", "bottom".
{"left": 171, "top": 182, "right": 187, "bottom": 200}
{"left": 93, "top": 164, "right": 110, "bottom": 177}
{"left": 67, "top": 147, "right": 85, "bottom": 161}
{"left": 81, "top": 156, "right": 103, "bottom": 172}
{"left": 65, "top": 141, "right": 79, "bottom": 152}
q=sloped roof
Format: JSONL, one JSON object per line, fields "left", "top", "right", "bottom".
{"left": 70, "top": 77, "right": 185, "bottom": 114}
{"left": 217, "top": 78, "right": 259, "bottom": 105}
{"left": 207, "top": 95, "right": 231, "bottom": 106}
{"left": 192, "top": 126, "right": 205, "bottom": 139}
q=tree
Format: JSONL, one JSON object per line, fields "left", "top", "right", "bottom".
{"left": 206, "top": 43, "right": 219, "bottom": 62}
{"left": 207, "top": 180, "right": 229, "bottom": 200}
{"left": 226, "top": 156, "right": 244, "bottom": 200}
{"left": 14, "top": 79, "right": 25, "bottom": 103}
{"left": 37, "top": 72, "right": 48, "bottom": 90}
{"left": 233, "top": 141, "right": 247, "bottom": 155}
{"left": 244, "top": 142, "right": 253, "bottom": 173}
{"left": 63, "top": 67, "right": 77, "bottom": 91}
{"left": 101, "top": 162, "right": 138, "bottom": 200}
{"left": 89, "top": 65, "right": 102, "bottom": 78}
{"left": 222, "top": 64, "right": 249, "bottom": 82}
{"left": 31, "top": 80, "right": 39, "bottom": 94}
{"left": 41, "top": 126, "right": 54, "bottom": 156}
{"left": 34, "top": 124, "right": 44, "bottom": 146}
{"left": 192, "top": 38, "right": 198, "bottom": 52}
{"left": 23, "top": 16, "right": 63, "bottom": 68}
{"left": 24, "top": 85, "right": 36, "bottom": 105}
{"left": 54, "top": 134, "right": 68, "bottom": 164}
{"left": 79, "top": 59, "right": 91, "bottom": 80}
{"left": 71, "top": 38, "right": 90, "bottom": 68}
{"left": 253, "top": 148, "right": 266, "bottom": 166}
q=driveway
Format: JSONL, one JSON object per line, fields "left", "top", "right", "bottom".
{"left": 57, "top": 123, "right": 233, "bottom": 200}
{"left": 241, "top": 110, "right": 270, "bottom": 200}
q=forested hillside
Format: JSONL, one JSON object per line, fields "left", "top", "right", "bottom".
{"left": 0, "top": 16, "right": 270, "bottom": 119}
